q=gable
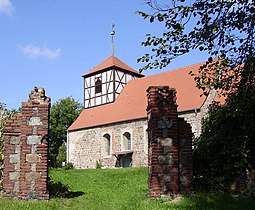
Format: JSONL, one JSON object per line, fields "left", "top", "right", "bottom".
{"left": 83, "top": 56, "right": 144, "bottom": 78}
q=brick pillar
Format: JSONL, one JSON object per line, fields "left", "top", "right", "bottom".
{"left": 3, "top": 87, "right": 50, "bottom": 199}
{"left": 2, "top": 114, "right": 22, "bottom": 196}
{"left": 178, "top": 118, "right": 193, "bottom": 194}
{"left": 147, "top": 86, "right": 193, "bottom": 197}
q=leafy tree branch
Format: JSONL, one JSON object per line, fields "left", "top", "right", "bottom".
{"left": 137, "top": 0, "right": 255, "bottom": 95}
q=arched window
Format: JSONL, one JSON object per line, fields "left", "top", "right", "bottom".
{"left": 103, "top": 134, "right": 111, "bottom": 156}
{"left": 95, "top": 78, "right": 102, "bottom": 94}
{"left": 123, "top": 132, "right": 131, "bottom": 151}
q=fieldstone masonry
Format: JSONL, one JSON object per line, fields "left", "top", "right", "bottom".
{"left": 2, "top": 87, "right": 50, "bottom": 199}
{"left": 147, "top": 86, "right": 193, "bottom": 197}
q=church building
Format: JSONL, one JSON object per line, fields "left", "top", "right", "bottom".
{"left": 67, "top": 55, "right": 218, "bottom": 169}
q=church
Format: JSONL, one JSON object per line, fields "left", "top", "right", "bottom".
{"left": 67, "top": 55, "right": 218, "bottom": 169}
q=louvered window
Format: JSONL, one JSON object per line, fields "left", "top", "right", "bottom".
{"left": 95, "top": 78, "right": 102, "bottom": 94}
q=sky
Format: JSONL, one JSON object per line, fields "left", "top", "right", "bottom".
{"left": 0, "top": 0, "right": 208, "bottom": 110}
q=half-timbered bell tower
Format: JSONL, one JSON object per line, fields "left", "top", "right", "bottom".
{"left": 83, "top": 55, "right": 144, "bottom": 109}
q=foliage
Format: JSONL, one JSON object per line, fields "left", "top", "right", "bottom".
{"left": 194, "top": 61, "right": 255, "bottom": 193}
{"left": 1, "top": 168, "right": 255, "bottom": 209}
{"left": 0, "top": 102, "right": 15, "bottom": 164}
{"left": 137, "top": 0, "right": 255, "bottom": 95}
{"left": 49, "top": 97, "right": 82, "bottom": 167}
{"left": 56, "top": 143, "right": 67, "bottom": 167}
{"left": 138, "top": 0, "right": 255, "bottom": 196}
{"left": 96, "top": 159, "right": 102, "bottom": 169}
{"left": 0, "top": 164, "right": 3, "bottom": 190}
{"left": 63, "top": 162, "right": 74, "bottom": 170}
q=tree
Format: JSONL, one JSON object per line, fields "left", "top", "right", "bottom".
{"left": 137, "top": 0, "right": 255, "bottom": 95}
{"left": 49, "top": 97, "right": 82, "bottom": 167}
{"left": 138, "top": 0, "right": 255, "bottom": 194}
{"left": 56, "top": 143, "right": 67, "bottom": 167}
{"left": 0, "top": 102, "right": 15, "bottom": 164}
{"left": 194, "top": 62, "right": 255, "bottom": 194}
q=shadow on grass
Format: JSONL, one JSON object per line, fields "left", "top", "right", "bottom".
{"left": 48, "top": 178, "right": 84, "bottom": 199}
{"left": 178, "top": 192, "right": 255, "bottom": 210}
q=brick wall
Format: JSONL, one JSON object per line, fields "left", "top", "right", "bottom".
{"left": 147, "top": 86, "right": 193, "bottom": 197}
{"left": 2, "top": 87, "right": 50, "bottom": 200}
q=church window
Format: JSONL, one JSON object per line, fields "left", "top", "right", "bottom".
{"left": 95, "top": 78, "right": 102, "bottom": 94}
{"left": 103, "top": 133, "right": 111, "bottom": 156}
{"left": 122, "top": 132, "right": 131, "bottom": 151}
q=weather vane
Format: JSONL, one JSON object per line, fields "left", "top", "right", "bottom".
{"left": 111, "top": 22, "right": 115, "bottom": 56}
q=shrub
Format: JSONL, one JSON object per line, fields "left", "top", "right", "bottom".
{"left": 96, "top": 160, "right": 102, "bottom": 169}
{"left": 194, "top": 76, "right": 255, "bottom": 193}
{"left": 56, "top": 143, "right": 66, "bottom": 168}
{"left": 63, "top": 162, "right": 74, "bottom": 170}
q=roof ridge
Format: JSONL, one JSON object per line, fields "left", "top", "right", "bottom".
{"left": 82, "top": 55, "right": 144, "bottom": 77}
{"left": 145, "top": 61, "right": 205, "bottom": 79}
{"left": 125, "top": 61, "right": 205, "bottom": 87}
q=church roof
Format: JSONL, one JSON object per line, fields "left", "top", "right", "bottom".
{"left": 68, "top": 62, "right": 211, "bottom": 132}
{"left": 82, "top": 55, "right": 144, "bottom": 78}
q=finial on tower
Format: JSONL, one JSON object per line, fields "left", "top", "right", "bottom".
{"left": 111, "top": 22, "right": 115, "bottom": 56}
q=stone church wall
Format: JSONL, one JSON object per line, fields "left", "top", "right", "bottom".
{"left": 67, "top": 128, "right": 102, "bottom": 169}
{"left": 68, "top": 107, "right": 203, "bottom": 169}
{"left": 178, "top": 89, "right": 218, "bottom": 137}
{"left": 179, "top": 110, "right": 202, "bottom": 137}
{"left": 68, "top": 119, "right": 148, "bottom": 169}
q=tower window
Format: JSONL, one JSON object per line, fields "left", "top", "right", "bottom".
{"left": 95, "top": 78, "right": 102, "bottom": 94}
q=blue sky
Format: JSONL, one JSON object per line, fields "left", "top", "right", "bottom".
{"left": 0, "top": 0, "right": 208, "bottom": 109}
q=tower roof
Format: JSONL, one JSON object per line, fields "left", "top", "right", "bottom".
{"left": 82, "top": 55, "right": 144, "bottom": 78}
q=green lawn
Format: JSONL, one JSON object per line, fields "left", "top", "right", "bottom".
{"left": 0, "top": 167, "right": 255, "bottom": 210}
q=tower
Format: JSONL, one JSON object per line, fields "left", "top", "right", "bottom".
{"left": 83, "top": 56, "right": 144, "bottom": 108}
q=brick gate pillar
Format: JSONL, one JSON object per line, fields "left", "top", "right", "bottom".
{"left": 147, "top": 86, "right": 193, "bottom": 198}
{"left": 3, "top": 87, "right": 50, "bottom": 199}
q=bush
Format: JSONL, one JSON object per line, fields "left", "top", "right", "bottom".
{"left": 56, "top": 143, "right": 66, "bottom": 168}
{"left": 194, "top": 77, "right": 255, "bottom": 193}
{"left": 96, "top": 160, "right": 102, "bottom": 169}
{"left": 63, "top": 162, "right": 74, "bottom": 170}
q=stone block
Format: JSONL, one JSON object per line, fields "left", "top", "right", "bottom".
{"left": 15, "top": 145, "right": 21, "bottom": 154}
{"left": 10, "top": 154, "right": 20, "bottom": 164}
{"left": 158, "top": 154, "right": 172, "bottom": 165}
{"left": 28, "top": 117, "right": 42, "bottom": 126}
{"left": 26, "top": 154, "right": 41, "bottom": 163}
{"left": 27, "top": 135, "right": 42, "bottom": 145}
{"left": 25, "top": 172, "right": 41, "bottom": 182}
{"left": 158, "top": 137, "right": 172, "bottom": 146}
{"left": 9, "top": 172, "right": 19, "bottom": 181}
{"left": 10, "top": 136, "right": 21, "bottom": 145}
{"left": 14, "top": 181, "right": 19, "bottom": 192}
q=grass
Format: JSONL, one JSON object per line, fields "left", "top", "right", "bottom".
{"left": 0, "top": 167, "right": 255, "bottom": 209}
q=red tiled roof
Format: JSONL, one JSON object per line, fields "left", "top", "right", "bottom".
{"left": 68, "top": 62, "right": 207, "bottom": 131}
{"left": 82, "top": 55, "right": 144, "bottom": 77}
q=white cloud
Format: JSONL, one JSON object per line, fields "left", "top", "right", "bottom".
{"left": 0, "top": 0, "right": 14, "bottom": 16}
{"left": 19, "top": 44, "right": 62, "bottom": 59}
